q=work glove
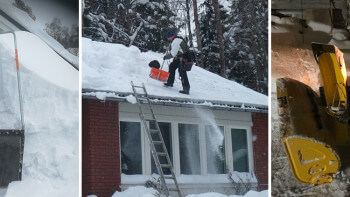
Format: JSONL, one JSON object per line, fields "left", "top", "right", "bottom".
{"left": 163, "top": 53, "right": 172, "bottom": 60}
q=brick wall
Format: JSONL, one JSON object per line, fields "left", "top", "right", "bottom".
{"left": 82, "top": 99, "right": 121, "bottom": 197}
{"left": 252, "top": 112, "right": 268, "bottom": 191}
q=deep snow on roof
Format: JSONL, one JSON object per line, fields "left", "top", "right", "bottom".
{"left": 0, "top": 1, "right": 78, "bottom": 68}
{"left": 82, "top": 38, "right": 268, "bottom": 110}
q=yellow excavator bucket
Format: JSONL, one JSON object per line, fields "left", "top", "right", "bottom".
{"left": 311, "top": 43, "right": 347, "bottom": 118}
{"left": 277, "top": 78, "right": 340, "bottom": 185}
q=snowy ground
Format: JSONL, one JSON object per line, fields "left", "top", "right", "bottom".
{"left": 82, "top": 38, "right": 267, "bottom": 108}
{"left": 0, "top": 31, "right": 78, "bottom": 196}
{"left": 272, "top": 11, "right": 350, "bottom": 196}
{"left": 105, "top": 186, "right": 268, "bottom": 197}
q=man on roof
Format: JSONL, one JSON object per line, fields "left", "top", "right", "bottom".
{"left": 163, "top": 30, "right": 190, "bottom": 95}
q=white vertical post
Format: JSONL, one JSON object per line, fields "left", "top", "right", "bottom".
{"left": 1, "top": 31, "right": 24, "bottom": 130}
{"left": 12, "top": 32, "right": 25, "bottom": 131}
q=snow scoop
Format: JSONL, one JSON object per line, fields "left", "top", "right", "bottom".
{"left": 0, "top": 32, "right": 25, "bottom": 187}
{"left": 276, "top": 43, "right": 350, "bottom": 185}
{"left": 149, "top": 60, "right": 169, "bottom": 82}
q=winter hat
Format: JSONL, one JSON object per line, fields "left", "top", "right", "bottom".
{"left": 166, "top": 30, "right": 175, "bottom": 39}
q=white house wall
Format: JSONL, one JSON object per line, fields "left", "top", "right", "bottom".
{"left": 119, "top": 102, "right": 253, "bottom": 126}
{"left": 119, "top": 102, "right": 257, "bottom": 195}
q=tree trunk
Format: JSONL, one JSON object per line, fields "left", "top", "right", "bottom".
{"left": 193, "top": 0, "right": 204, "bottom": 68}
{"left": 212, "top": 0, "right": 226, "bottom": 78}
{"left": 185, "top": 0, "right": 194, "bottom": 48}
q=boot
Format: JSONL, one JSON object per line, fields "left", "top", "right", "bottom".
{"left": 179, "top": 90, "right": 189, "bottom": 94}
{"left": 164, "top": 83, "right": 173, "bottom": 87}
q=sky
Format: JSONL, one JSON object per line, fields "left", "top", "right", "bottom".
{"left": 25, "top": 0, "right": 78, "bottom": 29}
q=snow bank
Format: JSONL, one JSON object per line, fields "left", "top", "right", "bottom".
{"left": 110, "top": 186, "right": 267, "bottom": 197}
{"left": 0, "top": 32, "right": 77, "bottom": 91}
{"left": 112, "top": 186, "right": 157, "bottom": 197}
{"left": 0, "top": 31, "right": 78, "bottom": 196}
{"left": 187, "top": 190, "right": 267, "bottom": 197}
{"left": 0, "top": 0, "right": 78, "bottom": 68}
{"left": 82, "top": 38, "right": 267, "bottom": 108}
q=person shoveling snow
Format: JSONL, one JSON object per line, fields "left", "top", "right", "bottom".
{"left": 163, "top": 30, "right": 193, "bottom": 95}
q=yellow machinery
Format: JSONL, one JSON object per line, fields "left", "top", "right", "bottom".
{"left": 277, "top": 43, "right": 350, "bottom": 185}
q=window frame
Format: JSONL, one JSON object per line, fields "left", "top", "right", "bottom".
{"left": 226, "top": 125, "right": 254, "bottom": 174}
{"left": 118, "top": 104, "right": 255, "bottom": 178}
{"left": 119, "top": 117, "right": 146, "bottom": 175}
{"left": 204, "top": 125, "right": 226, "bottom": 175}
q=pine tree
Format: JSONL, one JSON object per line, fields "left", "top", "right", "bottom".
{"left": 193, "top": 0, "right": 204, "bottom": 68}
{"left": 199, "top": 0, "right": 229, "bottom": 74}
{"left": 226, "top": 0, "right": 268, "bottom": 95}
{"left": 12, "top": 0, "right": 36, "bottom": 21}
{"left": 212, "top": 0, "right": 226, "bottom": 78}
{"left": 83, "top": 0, "right": 176, "bottom": 53}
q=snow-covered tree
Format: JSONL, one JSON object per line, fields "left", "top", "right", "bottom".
{"left": 199, "top": 0, "right": 229, "bottom": 74}
{"left": 12, "top": 0, "right": 36, "bottom": 21}
{"left": 226, "top": 0, "right": 268, "bottom": 95}
{"left": 83, "top": 0, "right": 176, "bottom": 52}
{"left": 45, "top": 18, "right": 69, "bottom": 46}
{"left": 45, "top": 18, "right": 79, "bottom": 50}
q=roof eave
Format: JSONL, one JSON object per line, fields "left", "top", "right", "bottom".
{"left": 82, "top": 89, "right": 268, "bottom": 113}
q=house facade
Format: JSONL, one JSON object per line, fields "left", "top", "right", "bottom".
{"left": 82, "top": 95, "right": 268, "bottom": 197}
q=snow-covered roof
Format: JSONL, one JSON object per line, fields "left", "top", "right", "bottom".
{"left": 0, "top": 1, "right": 78, "bottom": 69}
{"left": 82, "top": 38, "right": 268, "bottom": 112}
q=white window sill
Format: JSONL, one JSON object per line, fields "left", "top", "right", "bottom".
{"left": 121, "top": 173, "right": 257, "bottom": 185}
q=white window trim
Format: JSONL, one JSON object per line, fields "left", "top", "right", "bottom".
{"left": 200, "top": 124, "right": 207, "bottom": 175}
{"left": 119, "top": 113, "right": 255, "bottom": 178}
{"left": 226, "top": 125, "right": 254, "bottom": 174}
{"left": 119, "top": 117, "right": 145, "bottom": 175}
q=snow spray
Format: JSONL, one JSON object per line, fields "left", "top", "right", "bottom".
{"left": 194, "top": 106, "right": 225, "bottom": 173}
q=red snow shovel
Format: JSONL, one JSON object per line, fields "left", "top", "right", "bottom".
{"left": 149, "top": 60, "right": 169, "bottom": 82}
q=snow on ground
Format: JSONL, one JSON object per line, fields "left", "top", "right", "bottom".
{"left": 0, "top": 31, "right": 78, "bottom": 196}
{"left": 82, "top": 38, "right": 267, "bottom": 108}
{"left": 110, "top": 186, "right": 267, "bottom": 197}
{"left": 0, "top": 0, "right": 78, "bottom": 68}
{"left": 272, "top": 12, "right": 350, "bottom": 196}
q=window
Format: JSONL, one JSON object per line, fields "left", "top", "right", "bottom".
{"left": 179, "top": 123, "right": 200, "bottom": 174}
{"left": 231, "top": 129, "right": 249, "bottom": 172}
{"left": 120, "top": 121, "right": 142, "bottom": 174}
{"left": 0, "top": 15, "right": 22, "bottom": 33}
{"left": 150, "top": 122, "right": 172, "bottom": 175}
{"left": 205, "top": 125, "right": 225, "bottom": 174}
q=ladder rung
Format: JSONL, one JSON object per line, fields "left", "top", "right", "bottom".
{"left": 153, "top": 141, "right": 163, "bottom": 144}
{"left": 133, "top": 85, "right": 144, "bottom": 88}
{"left": 142, "top": 108, "right": 153, "bottom": 111}
{"left": 157, "top": 152, "right": 167, "bottom": 156}
{"left": 135, "top": 95, "right": 147, "bottom": 99}
{"left": 169, "top": 188, "right": 180, "bottom": 191}
{"left": 150, "top": 129, "right": 159, "bottom": 133}
{"left": 146, "top": 119, "right": 156, "bottom": 122}
{"left": 160, "top": 164, "right": 171, "bottom": 168}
